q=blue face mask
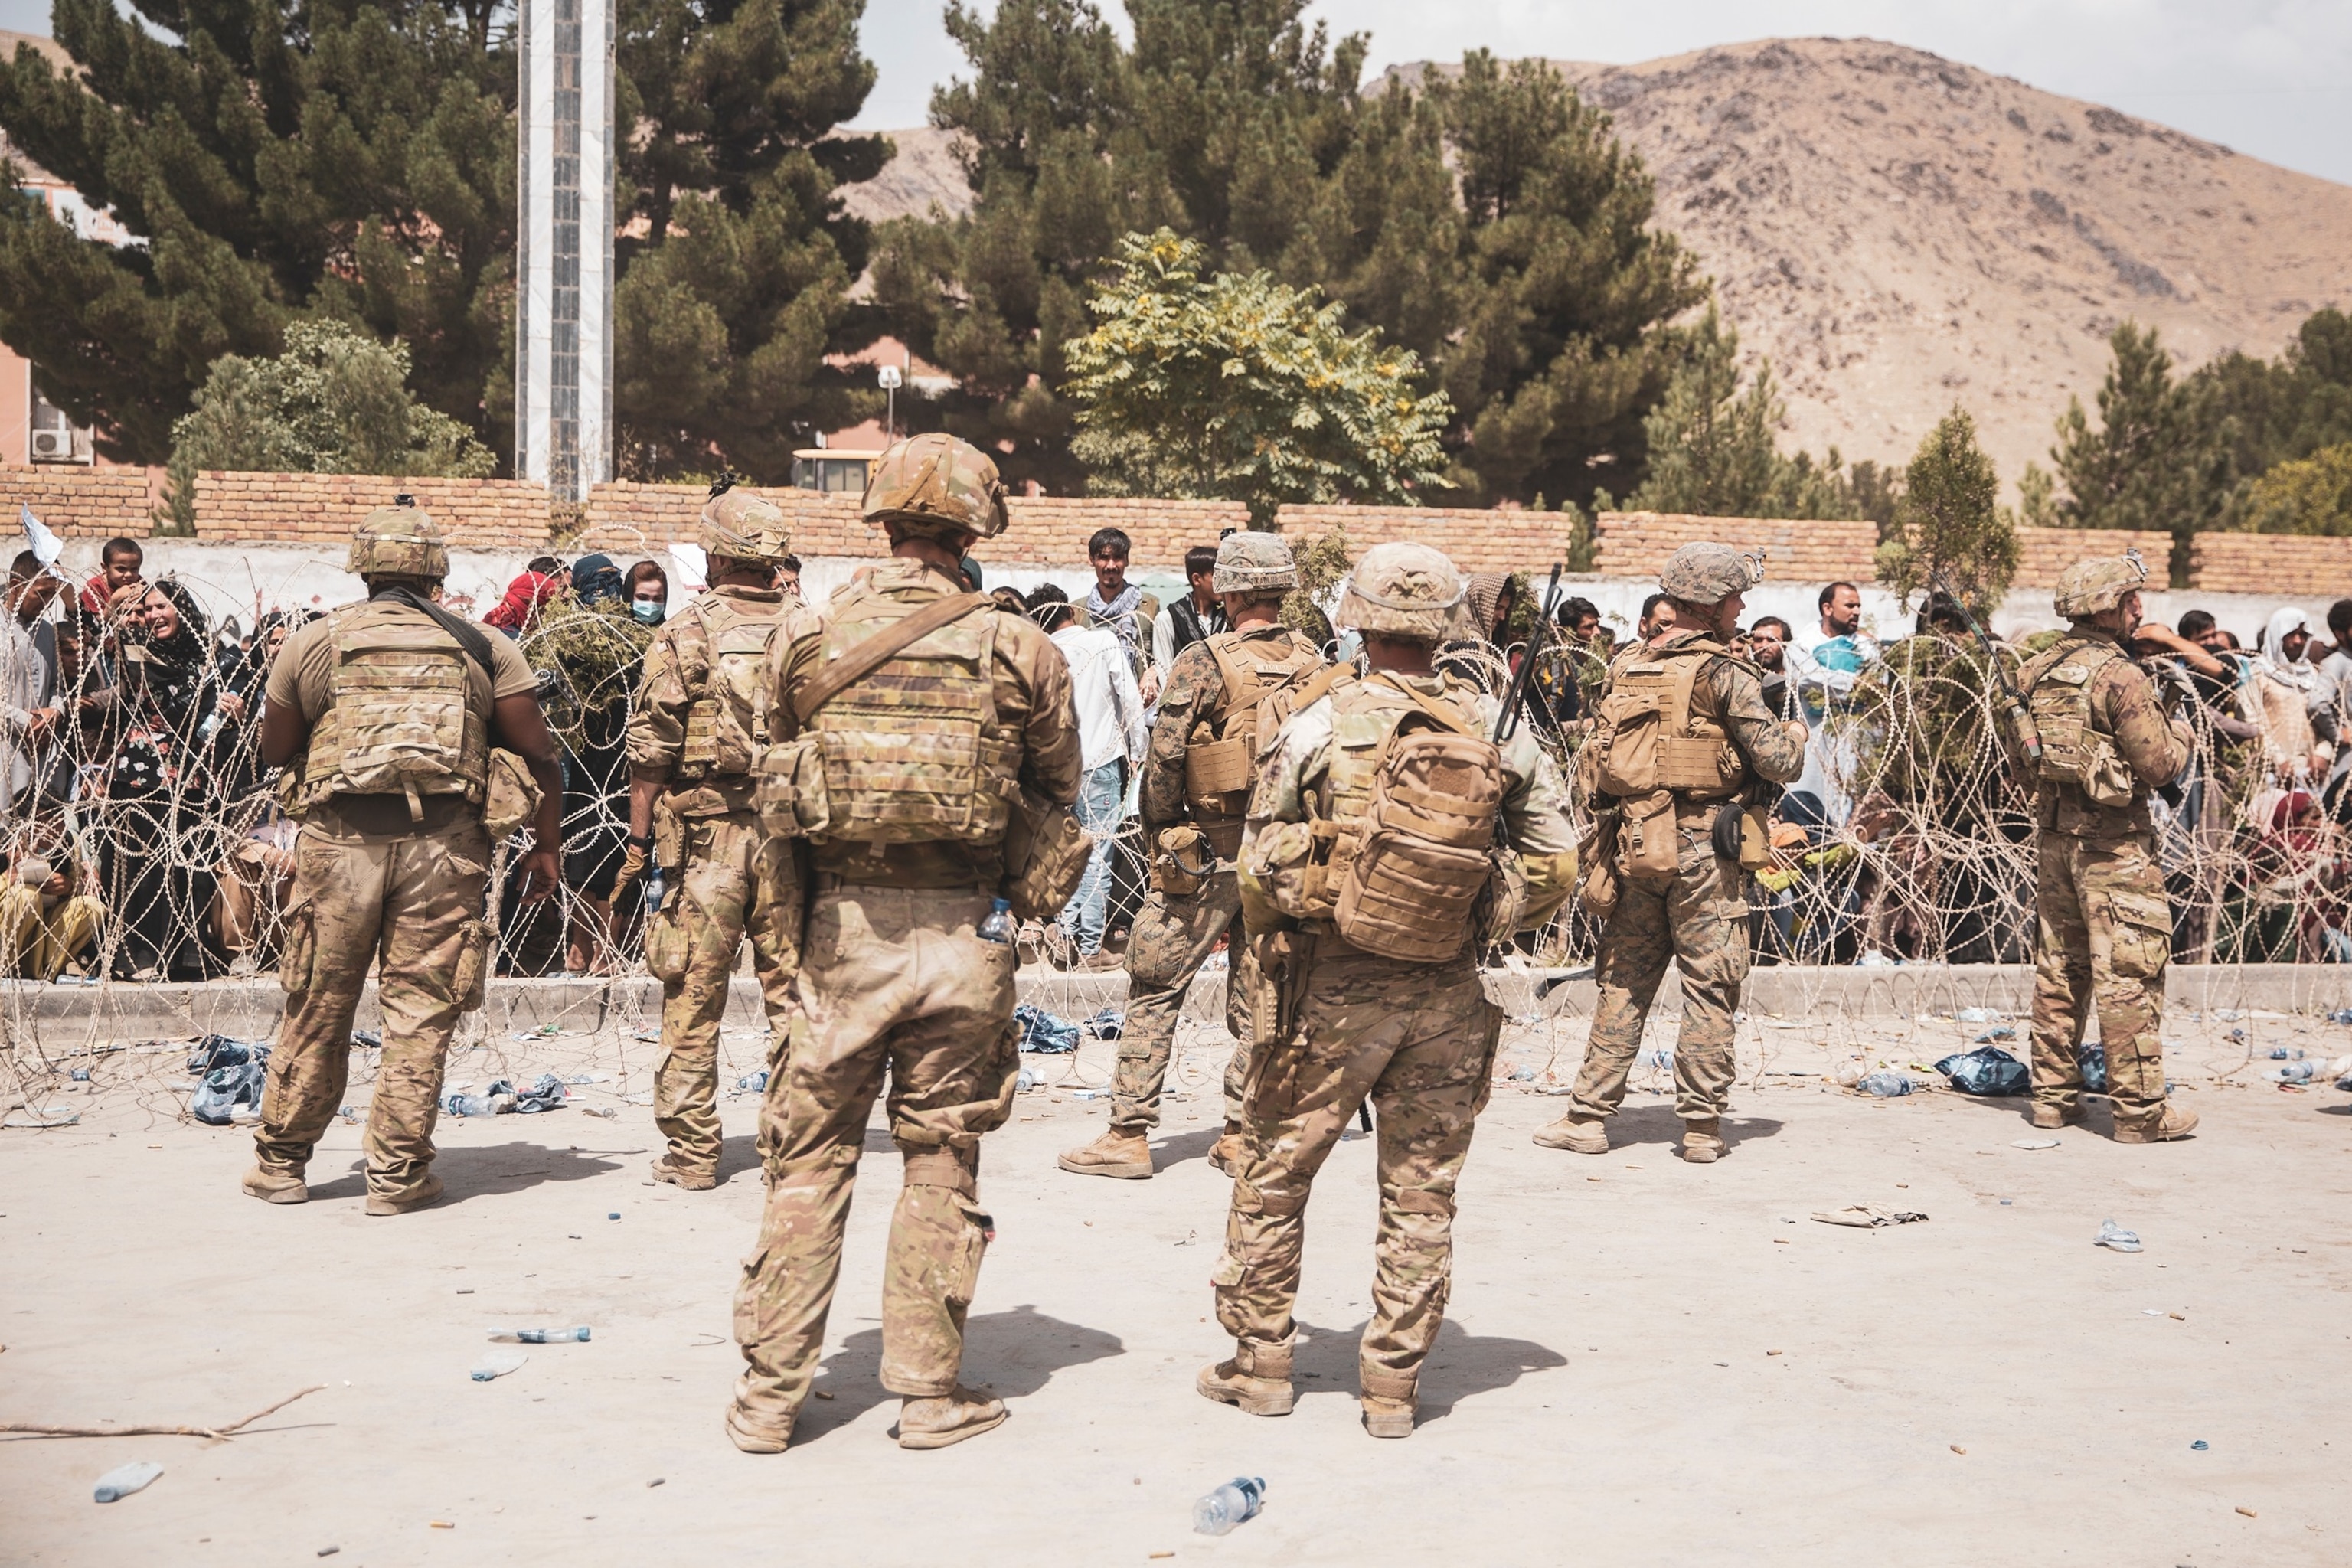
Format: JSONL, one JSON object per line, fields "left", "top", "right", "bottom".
{"left": 630, "top": 600, "right": 665, "bottom": 626}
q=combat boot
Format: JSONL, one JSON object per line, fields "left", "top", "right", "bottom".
{"left": 240, "top": 1165, "right": 309, "bottom": 1205}
{"left": 1197, "top": 1339, "right": 1295, "bottom": 1417}
{"left": 1360, "top": 1368, "right": 1416, "bottom": 1439}
{"left": 724, "top": 1401, "right": 794, "bottom": 1454}
{"left": 1207, "top": 1122, "right": 1246, "bottom": 1177}
{"left": 1680, "top": 1118, "right": 1726, "bottom": 1164}
{"left": 364, "top": 1172, "right": 444, "bottom": 1217}
{"left": 897, "top": 1386, "right": 1008, "bottom": 1449}
{"left": 1058, "top": 1129, "right": 1153, "bottom": 1179}
{"left": 2112, "top": 1104, "right": 2200, "bottom": 1144}
{"left": 1531, "top": 1114, "right": 1608, "bottom": 1154}
{"left": 2027, "top": 1102, "right": 2085, "bottom": 1130}
{"left": 651, "top": 1155, "right": 717, "bottom": 1191}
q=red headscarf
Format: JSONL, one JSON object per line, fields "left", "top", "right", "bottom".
{"left": 485, "top": 570, "right": 560, "bottom": 632}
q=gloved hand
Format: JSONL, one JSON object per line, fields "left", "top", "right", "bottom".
{"left": 616, "top": 840, "right": 647, "bottom": 889}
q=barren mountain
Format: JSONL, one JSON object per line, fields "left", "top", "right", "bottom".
{"left": 847, "top": 36, "right": 2352, "bottom": 491}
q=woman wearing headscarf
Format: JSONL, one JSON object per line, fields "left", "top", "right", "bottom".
{"left": 485, "top": 567, "right": 564, "bottom": 637}
{"left": 2240, "top": 606, "right": 2338, "bottom": 791}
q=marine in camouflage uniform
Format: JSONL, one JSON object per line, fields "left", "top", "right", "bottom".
{"left": 2019, "top": 555, "right": 2198, "bottom": 1142}
{"left": 1059, "top": 531, "right": 1328, "bottom": 1181}
{"left": 621, "top": 484, "right": 822, "bottom": 1189}
{"left": 1202, "top": 543, "right": 1580, "bottom": 1440}
{"left": 728, "top": 433, "right": 1082, "bottom": 1455}
{"left": 1540, "top": 544, "right": 1807, "bottom": 1164}
{"left": 243, "top": 501, "right": 564, "bottom": 1215}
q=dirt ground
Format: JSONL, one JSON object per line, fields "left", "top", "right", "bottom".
{"left": 4, "top": 1008, "right": 2348, "bottom": 1566}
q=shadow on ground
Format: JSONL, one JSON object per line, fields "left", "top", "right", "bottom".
{"left": 1602, "top": 1103, "right": 1785, "bottom": 1152}
{"left": 789, "top": 1304, "right": 1126, "bottom": 1446}
{"left": 306, "top": 1141, "right": 631, "bottom": 1204}
{"left": 1290, "top": 1315, "right": 1566, "bottom": 1426}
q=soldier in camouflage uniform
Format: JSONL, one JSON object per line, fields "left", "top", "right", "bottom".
{"left": 1204, "top": 543, "right": 1580, "bottom": 1440}
{"left": 728, "top": 434, "right": 1082, "bottom": 1454}
{"left": 1059, "top": 531, "right": 1329, "bottom": 1181}
{"left": 2018, "top": 555, "right": 2198, "bottom": 1142}
{"left": 1538, "top": 544, "right": 1807, "bottom": 1165}
{"left": 244, "top": 501, "right": 564, "bottom": 1214}
{"left": 620, "top": 484, "right": 822, "bottom": 1189}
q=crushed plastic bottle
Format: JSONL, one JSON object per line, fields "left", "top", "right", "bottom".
{"left": 1015, "top": 1066, "right": 1042, "bottom": 1093}
{"left": 735, "top": 1069, "right": 769, "bottom": 1093}
{"left": 644, "top": 864, "right": 668, "bottom": 915}
{"left": 488, "top": 1326, "right": 591, "bottom": 1344}
{"left": 978, "top": 897, "right": 1015, "bottom": 944}
{"left": 1193, "top": 1475, "right": 1267, "bottom": 1536}
{"left": 2272, "top": 1061, "right": 2319, "bottom": 1083}
{"left": 93, "top": 1460, "right": 163, "bottom": 1502}
{"left": 471, "top": 1351, "right": 528, "bottom": 1382}
{"left": 1857, "top": 1070, "right": 1913, "bottom": 1098}
{"left": 2094, "top": 1219, "right": 2143, "bottom": 1253}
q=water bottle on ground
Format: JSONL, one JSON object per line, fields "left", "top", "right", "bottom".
{"left": 978, "top": 897, "right": 1014, "bottom": 945}
{"left": 2094, "top": 1219, "right": 2142, "bottom": 1253}
{"left": 93, "top": 1460, "right": 163, "bottom": 1502}
{"left": 644, "top": 864, "right": 668, "bottom": 914}
{"left": 2274, "top": 1060, "right": 2318, "bottom": 1083}
{"left": 488, "top": 1326, "right": 591, "bottom": 1344}
{"left": 1857, "top": 1070, "right": 1913, "bottom": 1097}
{"left": 1193, "top": 1475, "right": 1266, "bottom": 1536}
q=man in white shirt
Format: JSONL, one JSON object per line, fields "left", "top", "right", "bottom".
{"left": 1031, "top": 583, "right": 1146, "bottom": 964}
{"left": 1, "top": 552, "right": 65, "bottom": 811}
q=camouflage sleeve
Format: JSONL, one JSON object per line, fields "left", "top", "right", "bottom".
{"left": 1494, "top": 718, "right": 1580, "bottom": 856}
{"left": 763, "top": 616, "right": 828, "bottom": 740}
{"left": 625, "top": 619, "right": 694, "bottom": 776}
{"left": 2098, "top": 660, "right": 2194, "bottom": 788}
{"left": 1011, "top": 619, "right": 1083, "bottom": 808}
{"left": 1140, "top": 640, "right": 1223, "bottom": 829}
{"left": 1710, "top": 658, "right": 1805, "bottom": 785}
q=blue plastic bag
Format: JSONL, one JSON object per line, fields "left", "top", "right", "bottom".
{"left": 1936, "top": 1045, "right": 2030, "bottom": 1096}
{"left": 2080, "top": 1044, "right": 2107, "bottom": 1094}
{"left": 1014, "top": 1003, "right": 1080, "bottom": 1054}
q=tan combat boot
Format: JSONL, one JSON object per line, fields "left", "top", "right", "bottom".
{"left": 2112, "top": 1104, "right": 2200, "bottom": 1144}
{"left": 1680, "top": 1118, "right": 1726, "bottom": 1164}
{"left": 1532, "top": 1114, "right": 1609, "bottom": 1154}
{"left": 897, "top": 1386, "right": 1009, "bottom": 1449}
{"left": 1058, "top": 1129, "right": 1153, "bottom": 1180}
{"left": 240, "top": 1165, "right": 309, "bottom": 1204}
{"left": 1360, "top": 1368, "right": 1416, "bottom": 1439}
{"left": 724, "top": 1401, "right": 793, "bottom": 1454}
{"left": 1207, "top": 1122, "right": 1246, "bottom": 1177}
{"left": 1197, "top": 1339, "right": 1295, "bottom": 1417}
{"left": 2027, "top": 1102, "right": 2085, "bottom": 1130}
{"left": 651, "top": 1155, "right": 717, "bottom": 1191}
{"left": 364, "top": 1172, "right": 445, "bottom": 1217}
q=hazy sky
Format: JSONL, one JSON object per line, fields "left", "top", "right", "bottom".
{"left": 5, "top": 0, "right": 2344, "bottom": 184}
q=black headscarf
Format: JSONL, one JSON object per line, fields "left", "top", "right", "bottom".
{"left": 571, "top": 552, "right": 625, "bottom": 607}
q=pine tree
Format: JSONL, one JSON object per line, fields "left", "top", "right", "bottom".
{"left": 1876, "top": 407, "right": 2015, "bottom": 614}
{"left": 2050, "top": 322, "right": 2226, "bottom": 577}
{"left": 1625, "top": 307, "right": 1857, "bottom": 520}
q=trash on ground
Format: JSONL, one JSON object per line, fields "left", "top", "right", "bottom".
{"left": 1811, "top": 1205, "right": 1929, "bottom": 1228}
{"left": 511, "top": 1074, "right": 567, "bottom": 1113}
{"left": 92, "top": 1460, "right": 162, "bottom": 1502}
{"left": 1856, "top": 1070, "right": 1913, "bottom": 1097}
{"left": 1508, "top": 1064, "right": 1537, "bottom": 1081}
{"left": 1070, "top": 1086, "right": 1108, "bottom": 1100}
{"left": 2192, "top": 1439, "right": 2209, "bottom": 1451}
{"left": 2330, "top": 1008, "right": 2352, "bottom": 1026}
{"left": 1014, "top": 1003, "right": 1080, "bottom": 1054}
{"left": 1936, "top": 1046, "right": 2029, "bottom": 1097}
{"left": 443, "top": 1085, "right": 516, "bottom": 1117}
{"left": 5, "top": 1105, "right": 80, "bottom": 1129}
{"left": 470, "top": 1351, "right": 528, "bottom": 1381}
{"left": 2012, "top": 1138, "right": 2060, "bottom": 1150}
{"left": 580, "top": 1106, "right": 618, "bottom": 1119}
{"left": 488, "top": 1326, "right": 590, "bottom": 1344}
{"left": 187, "top": 1037, "right": 264, "bottom": 1072}
{"left": 1194, "top": 1475, "right": 1267, "bottom": 1537}
{"left": 734, "top": 1069, "right": 769, "bottom": 1094}
{"left": 2079, "top": 1044, "right": 2108, "bottom": 1094}
{"left": 1830, "top": 1060, "right": 1868, "bottom": 1088}
{"left": 565, "top": 1072, "right": 612, "bottom": 1086}
{"left": 2235, "top": 1505, "right": 2257, "bottom": 1518}
{"left": 351, "top": 1030, "right": 382, "bottom": 1050}
{"left": 1015, "top": 1066, "right": 1042, "bottom": 1093}
{"left": 1082, "top": 1005, "right": 1125, "bottom": 1040}
{"left": 70, "top": 1067, "right": 90, "bottom": 1081}
{"left": 2094, "top": 1219, "right": 2143, "bottom": 1253}
{"left": 1957, "top": 1007, "right": 2001, "bottom": 1024}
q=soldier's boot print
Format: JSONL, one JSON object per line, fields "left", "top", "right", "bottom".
{"left": 1679, "top": 1117, "right": 1725, "bottom": 1164}
{"left": 897, "top": 1387, "right": 1008, "bottom": 1450}
{"left": 1197, "top": 1338, "right": 1295, "bottom": 1417}
{"left": 1057, "top": 1127, "right": 1153, "bottom": 1179}
{"left": 1531, "top": 1113, "right": 1609, "bottom": 1154}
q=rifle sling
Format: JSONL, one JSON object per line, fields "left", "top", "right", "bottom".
{"left": 790, "top": 591, "right": 989, "bottom": 727}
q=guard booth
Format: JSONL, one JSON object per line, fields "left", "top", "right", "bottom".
{"left": 790, "top": 449, "right": 883, "bottom": 494}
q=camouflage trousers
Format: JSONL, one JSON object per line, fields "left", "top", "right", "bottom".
{"left": 649, "top": 812, "right": 802, "bottom": 1178}
{"left": 1214, "top": 945, "right": 1499, "bottom": 1401}
{"left": 1110, "top": 871, "right": 1255, "bottom": 1132}
{"left": 733, "top": 886, "right": 1019, "bottom": 1425}
{"left": 254, "top": 821, "right": 489, "bottom": 1200}
{"left": 2030, "top": 831, "right": 2172, "bottom": 1126}
{"left": 1571, "top": 828, "right": 1747, "bottom": 1122}
{"left": 0, "top": 884, "right": 103, "bottom": 979}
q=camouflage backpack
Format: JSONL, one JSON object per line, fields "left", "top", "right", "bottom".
{"left": 299, "top": 603, "right": 488, "bottom": 818}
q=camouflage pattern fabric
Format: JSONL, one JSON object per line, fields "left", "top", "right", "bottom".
{"left": 253, "top": 821, "right": 489, "bottom": 1201}
{"left": 2019, "top": 627, "right": 2194, "bottom": 841}
{"left": 1212, "top": 949, "right": 1498, "bottom": 1400}
{"left": 652, "top": 810, "right": 802, "bottom": 1178}
{"left": 2028, "top": 831, "right": 2174, "bottom": 1128}
{"left": 1658, "top": 542, "right": 1762, "bottom": 606}
{"left": 732, "top": 888, "right": 1019, "bottom": 1426}
{"left": 1111, "top": 871, "right": 1256, "bottom": 1132}
{"left": 1568, "top": 824, "right": 1746, "bottom": 1121}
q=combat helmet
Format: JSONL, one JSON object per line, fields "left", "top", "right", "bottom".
{"left": 1334, "top": 542, "right": 1470, "bottom": 643}
{"left": 700, "top": 475, "right": 794, "bottom": 566}
{"left": 861, "top": 433, "right": 1008, "bottom": 542}
{"left": 1212, "top": 530, "right": 1298, "bottom": 597}
{"left": 1658, "top": 542, "right": 1765, "bottom": 606}
{"left": 2053, "top": 553, "right": 2148, "bottom": 619}
{"left": 348, "top": 494, "right": 449, "bottom": 581}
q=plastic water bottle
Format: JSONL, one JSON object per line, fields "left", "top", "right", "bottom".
{"left": 488, "top": 1326, "right": 591, "bottom": 1344}
{"left": 1192, "top": 1475, "right": 1266, "bottom": 1536}
{"left": 2093, "top": 1219, "right": 2142, "bottom": 1253}
{"left": 93, "top": 1460, "right": 164, "bottom": 1502}
{"left": 1857, "top": 1070, "right": 1913, "bottom": 1097}
{"left": 644, "top": 864, "right": 668, "bottom": 914}
{"left": 978, "top": 897, "right": 1014, "bottom": 944}
{"left": 2274, "top": 1060, "right": 2318, "bottom": 1083}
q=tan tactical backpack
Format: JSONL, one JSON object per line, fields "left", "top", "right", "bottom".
{"left": 299, "top": 607, "right": 487, "bottom": 818}
{"left": 1329, "top": 679, "right": 1505, "bottom": 963}
{"left": 1182, "top": 632, "right": 1336, "bottom": 851}
{"left": 2023, "top": 639, "right": 2137, "bottom": 807}
{"left": 676, "top": 596, "right": 787, "bottom": 779}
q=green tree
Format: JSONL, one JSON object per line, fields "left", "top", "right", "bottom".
{"left": 1063, "top": 229, "right": 1450, "bottom": 527}
{"left": 165, "top": 319, "right": 495, "bottom": 528}
{"left": 2050, "top": 322, "right": 2226, "bottom": 577}
{"left": 0, "top": 0, "right": 516, "bottom": 462}
{"left": 1625, "top": 306, "right": 1857, "bottom": 520}
{"left": 2237, "top": 443, "right": 2352, "bottom": 535}
{"left": 1875, "top": 406, "right": 2016, "bottom": 614}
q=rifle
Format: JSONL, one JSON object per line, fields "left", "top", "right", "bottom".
{"left": 1495, "top": 562, "right": 1564, "bottom": 744}
{"left": 1929, "top": 568, "right": 2043, "bottom": 771}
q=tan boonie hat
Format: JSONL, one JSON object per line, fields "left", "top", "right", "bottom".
{"left": 2053, "top": 553, "right": 2148, "bottom": 619}
{"left": 1212, "top": 530, "right": 1297, "bottom": 596}
{"left": 861, "top": 433, "right": 1009, "bottom": 541}
{"left": 1335, "top": 541, "right": 1470, "bottom": 642}
{"left": 700, "top": 482, "right": 793, "bottom": 566}
{"left": 1658, "top": 542, "right": 1765, "bottom": 606}
{"left": 348, "top": 495, "right": 449, "bottom": 580}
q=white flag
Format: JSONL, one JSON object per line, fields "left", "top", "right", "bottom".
{"left": 19, "top": 504, "right": 64, "bottom": 571}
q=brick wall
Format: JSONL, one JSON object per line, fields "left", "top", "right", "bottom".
{"left": 1594, "top": 511, "right": 1878, "bottom": 582}
{"left": 2190, "top": 532, "right": 2352, "bottom": 596}
{"left": 194, "top": 472, "right": 552, "bottom": 547}
{"left": 1274, "top": 505, "right": 1579, "bottom": 574}
{"left": 2013, "top": 527, "right": 2174, "bottom": 588}
{"left": 0, "top": 463, "right": 157, "bottom": 538}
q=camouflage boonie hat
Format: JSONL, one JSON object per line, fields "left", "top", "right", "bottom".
{"left": 1335, "top": 541, "right": 1470, "bottom": 642}
{"left": 700, "top": 482, "right": 793, "bottom": 566}
{"left": 2053, "top": 553, "right": 2148, "bottom": 619}
{"left": 348, "top": 495, "right": 449, "bottom": 580}
{"left": 1658, "top": 542, "right": 1764, "bottom": 606}
{"left": 861, "top": 433, "right": 1008, "bottom": 541}
{"left": 1211, "top": 530, "right": 1297, "bottom": 596}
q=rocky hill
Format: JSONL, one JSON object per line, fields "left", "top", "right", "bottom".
{"left": 854, "top": 37, "right": 2352, "bottom": 492}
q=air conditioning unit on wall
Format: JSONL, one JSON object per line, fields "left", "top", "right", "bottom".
{"left": 29, "top": 428, "right": 72, "bottom": 461}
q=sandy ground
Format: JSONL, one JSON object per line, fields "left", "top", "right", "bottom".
{"left": 3, "top": 1009, "right": 2349, "bottom": 1566}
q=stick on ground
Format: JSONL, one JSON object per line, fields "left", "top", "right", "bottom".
{"left": 0, "top": 1383, "right": 326, "bottom": 1440}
